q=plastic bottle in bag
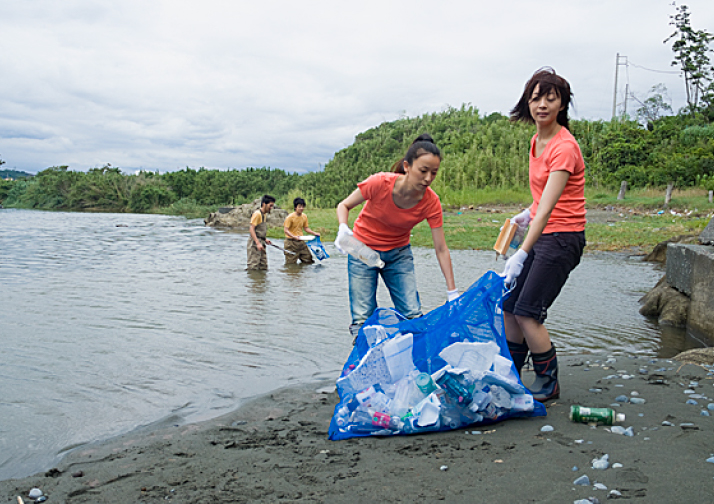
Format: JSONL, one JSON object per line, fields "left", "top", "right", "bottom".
{"left": 350, "top": 409, "right": 402, "bottom": 431}
{"left": 439, "top": 405, "right": 463, "bottom": 429}
{"left": 436, "top": 373, "right": 473, "bottom": 406}
{"left": 390, "top": 372, "right": 426, "bottom": 418}
{"left": 415, "top": 372, "right": 437, "bottom": 395}
{"left": 402, "top": 415, "right": 441, "bottom": 434}
{"left": 489, "top": 385, "right": 513, "bottom": 409}
{"left": 338, "top": 235, "right": 385, "bottom": 268}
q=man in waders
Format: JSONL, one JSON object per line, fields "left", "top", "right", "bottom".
{"left": 283, "top": 197, "right": 321, "bottom": 264}
{"left": 247, "top": 195, "right": 275, "bottom": 270}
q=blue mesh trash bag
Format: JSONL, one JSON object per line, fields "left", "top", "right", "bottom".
{"left": 307, "top": 236, "right": 329, "bottom": 261}
{"left": 329, "top": 270, "right": 546, "bottom": 440}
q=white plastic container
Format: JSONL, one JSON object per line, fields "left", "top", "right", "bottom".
{"left": 337, "top": 234, "right": 385, "bottom": 268}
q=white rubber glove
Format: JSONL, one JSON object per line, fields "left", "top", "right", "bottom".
{"left": 512, "top": 208, "right": 532, "bottom": 227}
{"left": 447, "top": 289, "right": 459, "bottom": 302}
{"left": 502, "top": 249, "right": 528, "bottom": 286}
{"left": 335, "top": 223, "right": 353, "bottom": 255}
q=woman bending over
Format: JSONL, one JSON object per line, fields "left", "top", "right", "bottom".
{"left": 336, "top": 134, "right": 458, "bottom": 341}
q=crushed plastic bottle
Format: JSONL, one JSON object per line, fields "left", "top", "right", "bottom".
{"left": 573, "top": 475, "right": 590, "bottom": 486}
{"left": 592, "top": 454, "right": 610, "bottom": 470}
{"left": 489, "top": 385, "right": 513, "bottom": 409}
{"left": 337, "top": 234, "right": 385, "bottom": 268}
{"left": 610, "top": 426, "right": 634, "bottom": 436}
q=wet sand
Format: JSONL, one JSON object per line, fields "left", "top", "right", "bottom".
{"left": 2, "top": 355, "right": 714, "bottom": 503}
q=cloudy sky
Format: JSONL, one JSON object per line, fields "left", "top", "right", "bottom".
{"left": 1, "top": 0, "right": 713, "bottom": 175}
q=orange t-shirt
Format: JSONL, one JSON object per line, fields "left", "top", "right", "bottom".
{"left": 284, "top": 212, "right": 308, "bottom": 238}
{"left": 529, "top": 127, "right": 586, "bottom": 233}
{"left": 353, "top": 172, "right": 444, "bottom": 251}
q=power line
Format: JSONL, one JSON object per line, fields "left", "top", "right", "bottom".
{"left": 629, "top": 62, "right": 680, "bottom": 75}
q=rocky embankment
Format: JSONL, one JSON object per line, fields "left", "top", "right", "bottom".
{"left": 204, "top": 198, "right": 288, "bottom": 229}
{"left": 639, "top": 217, "right": 714, "bottom": 343}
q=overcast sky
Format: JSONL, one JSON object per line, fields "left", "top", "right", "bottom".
{"left": 1, "top": 0, "right": 713, "bottom": 175}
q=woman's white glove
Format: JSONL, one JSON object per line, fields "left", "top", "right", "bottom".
{"left": 335, "top": 223, "right": 353, "bottom": 255}
{"left": 502, "top": 249, "right": 528, "bottom": 286}
{"left": 512, "top": 208, "right": 532, "bottom": 227}
{"left": 447, "top": 289, "right": 460, "bottom": 302}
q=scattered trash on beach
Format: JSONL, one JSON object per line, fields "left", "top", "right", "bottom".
{"left": 609, "top": 426, "right": 634, "bottom": 436}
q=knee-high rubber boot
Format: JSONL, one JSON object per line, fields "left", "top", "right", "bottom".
{"left": 528, "top": 345, "right": 559, "bottom": 401}
{"left": 507, "top": 340, "right": 529, "bottom": 376}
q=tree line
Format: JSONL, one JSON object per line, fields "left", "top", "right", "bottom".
{"left": 1, "top": 106, "right": 713, "bottom": 212}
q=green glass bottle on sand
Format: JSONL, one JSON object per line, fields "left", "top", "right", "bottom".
{"left": 570, "top": 405, "right": 625, "bottom": 425}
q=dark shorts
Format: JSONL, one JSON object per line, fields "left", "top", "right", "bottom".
{"left": 502, "top": 231, "right": 586, "bottom": 324}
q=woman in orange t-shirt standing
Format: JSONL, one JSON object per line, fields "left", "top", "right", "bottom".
{"left": 502, "top": 68, "right": 587, "bottom": 401}
{"left": 336, "top": 134, "right": 458, "bottom": 342}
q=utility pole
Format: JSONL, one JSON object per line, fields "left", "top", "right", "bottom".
{"left": 611, "top": 53, "right": 628, "bottom": 120}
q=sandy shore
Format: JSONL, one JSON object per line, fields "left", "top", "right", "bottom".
{"left": 2, "top": 354, "right": 714, "bottom": 504}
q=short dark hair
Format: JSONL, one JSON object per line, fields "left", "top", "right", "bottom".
{"left": 392, "top": 133, "right": 441, "bottom": 174}
{"left": 261, "top": 194, "right": 276, "bottom": 206}
{"left": 293, "top": 197, "right": 306, "bottom": 209}
{"left": 510, "top": 67, "right": 573, "bottom": 130}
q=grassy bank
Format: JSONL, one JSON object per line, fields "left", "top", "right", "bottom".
{"left": 265, "top": 187, "right": 713, "bottom": 253}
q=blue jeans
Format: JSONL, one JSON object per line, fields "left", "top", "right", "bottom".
{"left": 348, "top": 244, "right": 421, "bottom": 330}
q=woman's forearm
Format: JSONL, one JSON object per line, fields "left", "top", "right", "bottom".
{"left": 336, "top": 202, "right": 350, "bottom": 225}
{"left": 435, "top": 247, "right": 456, "bottom": 291}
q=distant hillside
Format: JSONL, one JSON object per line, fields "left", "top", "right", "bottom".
{"left": 1, "top": 169, "right": 34, "bottom": 180}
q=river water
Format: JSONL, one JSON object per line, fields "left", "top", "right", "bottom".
{"left": 0, "top": 209, "right": 702, "bottom": 480}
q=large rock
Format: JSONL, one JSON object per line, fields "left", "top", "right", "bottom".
{"left": 643, "top": 234, "right": 698, "bottom": 263}
{"left": 640, "top": 221, "right": 714, "bottom": 344}
{"left": 204, "top": 198, "right": 288, "bottom": 229}
{"left": 674, "top": 347, "right": 714, "bottom": 366}
{"left": 700, "top": 216, "right": 714, "bottom": 245}
{"left": 639, "top": 275, "right": 690, "bottom": 327}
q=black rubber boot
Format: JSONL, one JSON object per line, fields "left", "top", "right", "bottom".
{"left": 528, "top": 345, "right": 559, "bottom": 401}
{"left": 507, "top": 340, "right": 530, "bottom": 376}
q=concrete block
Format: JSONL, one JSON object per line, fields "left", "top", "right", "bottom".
{"left": 688, "top": 246, "right": 714, "bottom": 341}
{"left": 666, "top": 244, "right": 698, "bottom": 296}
